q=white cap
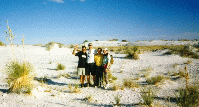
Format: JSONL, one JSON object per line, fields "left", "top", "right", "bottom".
{"left": 103, "top": 48, "right": 108, "bottom": 51}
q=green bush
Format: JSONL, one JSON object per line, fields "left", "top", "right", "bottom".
{"left": 6, "top": 61, "right": 34, "bottom": 94}
{"left": 57, "top": 63, "right": 66, "bottom": 71}
{"left": 0, "top": 41, "right": 6, "bottom": 46}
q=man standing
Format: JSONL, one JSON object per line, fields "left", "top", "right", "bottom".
{"left": 86, "top": 43, "right": 97, "bottom": 87}
{"left": 94, "top": 48, "right": 103, "bottom": 87}
{"left": 72, "top": 45, "right": 87, "bottom": 88}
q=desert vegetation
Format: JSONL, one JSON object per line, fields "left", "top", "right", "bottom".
{"left": 0, "top": 40, "right": 6, "bottom": 46}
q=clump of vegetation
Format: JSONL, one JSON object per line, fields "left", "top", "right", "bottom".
{"left": 0, "top": 40, "right": 6, "bottom": 46}
{"left": 142, "top": 66, "right": 153, "bottom": 72}
{"left": 112, "top": 83, "right": 120, "bottom": 91}
{"left": 123, "top": 78, "right": 139, "bottom": 88}
{"left": 114, "top": 94, "right": 122, "bottom": 106}
{"left": 146, "top": 75, "right": 164, "bottom": 85}
{"left": 33, "top": 44, "right": 44, "bottom": 47}
{"left": 56, "top": 63, "right": 66, "bottom": 71}
{"left": 68, "top": 84, "right": 81, "bottom": 93}
{"left": 183, "top": 60, "right": 192, "bottom": 64}
{"left": 176, "top": 85, "right": 199, "bottom": 107}
{"left": 83, "top": 95, "right": 93, "bottom": 102}
{"left": 164, "top": 45, "right": 199, "bottom": 59}
{"left": 126, "top": 45, "right": 140, "bottom": 60}
{"left": 140, "top": 88, "right": 156, "bottom": 107}
{"left": 176, "top": 66, "right": 198, "bottom": 107}
{"left": 6, "top": 61, "right": 34, "bottom": 94}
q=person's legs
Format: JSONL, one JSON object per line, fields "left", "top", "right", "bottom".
{"left": 99, "top": 66, "right": 103, "bottom": 87}
{"left": 85, "top": 64, "right": 91, "bottom": 86}
{"left": 95, "top": 66, "right": 100, "bottom": 86}
{"left": 90, "top": 63, "right": 96, "bottom": 86}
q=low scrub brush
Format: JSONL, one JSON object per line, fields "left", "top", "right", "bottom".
{"left": 6, "top": 61, "right": 34, "bottom": 94}
{"left": 146, "top": 75, "right": 164, "bottom": 85}
{"left": 140, "top": 88, "right": 155, "bottom": 107}
{"left": 176, "top": 85, "right": 199, "bottom": 107}
{"left": 57, "top": 63, "right": 66, "bottom": 71}
{"left": 123, "top": 78, "right": 139, "bottom": 88}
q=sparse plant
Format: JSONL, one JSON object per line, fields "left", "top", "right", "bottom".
{"left": 176, "top": 85, "right": 199, "bottom": 107}
{"left": 114, "top": 94, "right": 122, "bottom": 106}
{"left": 83, "top": 95, "right": 92, "bottom": 102}
{"left": 58, "top": 73, "right": 71, "bottom": 78}
{"left": 140, "top": 88, "right": 155, "bottom": 107}
{"left": 112, "top": 76, "right": 117, "bottom": 81}
{"left": 184, "top": 60, "right": 192, "bottom": 64}
{"left": 56, "top": 63, "right": 66, "bottom": 71}
{"left": 173, "top": 63, "right": 178, "bottom": 68}
{"left": 146, "top": 75, "right": 164, "bottom": 85}
{"left": 123, "top": 78, "right": 139, "bottom": 88}
{"left": 142, "top": 66, "right": 153, "bottom": 72}
{"left": 112, "top": 83, "right": 120, "bottom": 91}
{"left": 4, "top": 20, "right": 16, "bottom": 61}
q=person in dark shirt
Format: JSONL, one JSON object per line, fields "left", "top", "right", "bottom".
{"left": 72, "top": 45, "right": 87, "bottom": 87}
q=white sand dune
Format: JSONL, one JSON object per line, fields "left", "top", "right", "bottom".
{"left": 0, "top": 42, "right": 198, "bottom": 107}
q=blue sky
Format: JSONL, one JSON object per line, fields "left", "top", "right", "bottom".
{"left": 0, "top": 0, "right": 198, "bottom": 45}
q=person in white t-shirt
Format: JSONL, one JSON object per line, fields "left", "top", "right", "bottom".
{"left": 86, "top": 43, "right": 97, "bottom": 87}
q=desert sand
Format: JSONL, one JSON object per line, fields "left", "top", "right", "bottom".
{"left": 0, "top": 41, "right": 198, "bottom": 107}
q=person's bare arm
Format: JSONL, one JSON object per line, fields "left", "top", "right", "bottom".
{"left": 72, "top": 45, "right": 78, "bottom": 55}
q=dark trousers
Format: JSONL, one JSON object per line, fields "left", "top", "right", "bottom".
{"left": 95, "top": 66, "right": 103, "bottom": 86}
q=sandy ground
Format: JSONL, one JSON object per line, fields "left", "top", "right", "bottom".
{"left": 0, "top": 42, "right": 198, "bottom": 107}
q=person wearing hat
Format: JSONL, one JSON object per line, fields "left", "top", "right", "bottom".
{"left": 86, "top": 43, "right": 97, "bottom": 87}
{"left": 102, "top": 48, "right": 111, "bottom": 89}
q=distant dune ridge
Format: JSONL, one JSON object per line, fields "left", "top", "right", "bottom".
{"left": 80, "top": 40, "right": 199, "bottom": 47}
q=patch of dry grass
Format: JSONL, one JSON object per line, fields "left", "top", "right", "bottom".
{"left": 146, "top": 75, "right": 165, "bottom": 85}
{"left": 123, "top": 78, "right": 139, "bottom": 88}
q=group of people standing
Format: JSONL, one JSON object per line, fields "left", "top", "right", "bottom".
{"left": 72, "top": 43, "right": 112, "bottom": 88}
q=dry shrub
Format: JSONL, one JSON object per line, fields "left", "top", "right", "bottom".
{"left": 123, "top": 78, "right": 139, "bottom": 88}
{"left": 126, "top": 46, "right": 140, "bottom": 60}
{"left": 114, "top": 94, "right": 122, "bottom": 106}
{"left": 176, "top": 85, "right": 199, "bottom": 107}
{"left": 146, "top": 75, "right": 164, "bottom": 85}
{"left": 6, "top": 61, "right": 34, "bottom": 94}
{"left": 58, "top": 73, "right": 71, "bottom": 78}
{"left": 68, "top": 84, "right": 81, "bottom": 93}
{"left": 112, "top": 83, "right": 120, "bottom": 91}
{"left": 83, "top": 95, "right": 92, "bottom": 102}
{"left": 184, "top": 60, "right": 192, "bottom": 64}
{"left": 140, "top": 88, "right": 156, "bottom": 107}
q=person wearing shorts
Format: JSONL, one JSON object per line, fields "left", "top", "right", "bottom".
{"left": 86, "top": 43, "right": 97, "bottom": 87}
{"left": 102, "top": 48, "right": 111, "bottom": 88}
{"left": 72, "top": 45, "right": 87, "bottom": 87}
{"left": 94, "top": 48, "right": 103, "bottom": 87}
